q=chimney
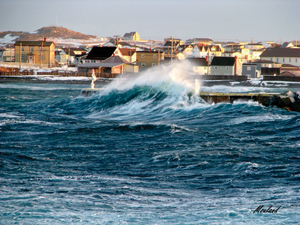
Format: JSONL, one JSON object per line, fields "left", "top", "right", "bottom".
{"left": 44, "top": 37, "right": 46, "bottom": 42}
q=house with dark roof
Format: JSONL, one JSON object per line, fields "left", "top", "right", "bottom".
{"left": 259, "top": 48, "right": 300, "bottom": 67}
{"left": 123, "top": 32, "right": 140, "bottom": 41}
{"left": 78, "top": 55, "right": 138, "bottom": 74}
{"left": 210, "top": 56, "right": 241, "bottom": 75}
{"left": 187, "top": 58, "right": 209, "bottom": 75}
{"left": 83, "top": 46, "right": 121, "bottom": 63}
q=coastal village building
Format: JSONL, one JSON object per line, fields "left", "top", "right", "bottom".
{"left": 78, "top": 46, "right": 138, "bottom": 75}
{"left": 246, "top": 42, "right": 265, "bottom": 51}
{"left": 83, "top": 46, "right": 121, "bottom": 63}
{"left": 136, "top": 50, "right": 164, "bottom": 71}
{"left": 177, "top": 44, "right": 194, "bottom": 59}
{"left": 185, "top": 38, "right": 214, "bottom": 45}
{"left": 259, "top": 48, "right": 300, "bottom": 67}
{"left": 242, "top": 63, "right": 260, "bottom": 78}
{"left": 78, "top": 55, "right": 138, "bottom": 74}
{"left": 123, "top": 32, "right": 140, "bottom": 41}
{"left": 210, "top": 56, "right": 242, "bottom": 75}
{"left": 253, "top": 59, "right": 281, "bottom": 76}
{"left": 14, "top": 40, "right": 55, "bottom": 67}
{"left": 0, "top": 47, "right": 15, "bottom": 62}
{"left": 190, "top": 45, "right": 223, "bottom": 62}
{"left": 119, "top": 48, "right": 137, "bottom": 63}
{"left": 163, "top": 38, "right": 182, "bottom": 58}
{"left": 187, "top": 58, "right": 209, "bottom": 75}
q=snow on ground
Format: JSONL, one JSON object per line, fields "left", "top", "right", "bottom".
{"left": 0, "top": 34, "right": 18, "bottom": 44}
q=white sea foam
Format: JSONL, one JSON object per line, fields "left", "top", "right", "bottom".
{"left": 229, "top": 114, "right": 295, "bottom": 125}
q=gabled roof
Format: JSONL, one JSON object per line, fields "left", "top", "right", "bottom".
{"left": 101, "top": 55, "right": 131, "bottom": 64}
{"left": 123, "top": 32, "right": 138, "bottom": 37}
{"left": 62, "top": 47, "right": 86, "bottom": 56}
{"left": 14, "top": 41, "right": 54, "bottom": 46}
{"left": 187, "top": 58, "right": 208, "bottom": 66}
{"left": 119, "top": 48, "right": 136, "bottom": 56}
{"left": 210, "top": 57, "right": 235, "bottom": 66}
{"left": 86, "top": 46, "right": 117, "bottom": 60}
{"left": 260, "top": 48, "right": 300, "bottom": 57}
{"left": 198, "top": 45, "right": 222, "bottom": 52}
{"left": 78, "top": 56, "right": 131, "bottom": 68}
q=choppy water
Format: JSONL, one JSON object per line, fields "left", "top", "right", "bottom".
{"left": 1, "top": 65, "right": 300, "bottom": 224}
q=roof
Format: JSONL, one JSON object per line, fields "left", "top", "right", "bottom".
{"left": 260, "top": 48, "right": 300, "bottom": 57}
{"left": 78, "top": 56, "right": 131, "bottom": 68}
{"left": 86, "top": 46, "right": 117, "bottom": 60}
{"left": 14, "top": 41, "right": 54, "bottom": 46}
{"left": 186, "top": 38, "right": 213, "bottom": 43}
{"left": 119, "top": 48, "right": 136, "bottom": 56}
{"left": 243, "top": 63, "right": 257, "bottom": 66}
{"left": 198, "top": 45, "right": 222, "bottom": 52}
{"left": 101, "top": 55, "right": 131, "bottom": 64}
{"left": 281, "top": 71, "right": 295, "bottom": 76}
{"left": 62, "top": 47, "right": 86, "bottom": 55}
{"left": 210, "top": 57, "right": 235, "bottom": 66}
{"left": 123, "top": 32, "right": 137, "bottom": 37}
{"left": 187, "top": 58, "right": 208, "bottom": 66}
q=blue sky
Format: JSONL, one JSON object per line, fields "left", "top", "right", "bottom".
{"left": 0, "top": 0, "right": 299, "bottom": 43}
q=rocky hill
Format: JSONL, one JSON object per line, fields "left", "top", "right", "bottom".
{"left": 0, "top": 26, "right": 98, "bottom": 42}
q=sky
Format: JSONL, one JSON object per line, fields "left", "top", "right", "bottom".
{"left": 0, "top": 0, "right": 299, "bottom": 43}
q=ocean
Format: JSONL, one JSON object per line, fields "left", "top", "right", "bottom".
{"left": 1, "top": 63, "right": 299, "bottom": 224}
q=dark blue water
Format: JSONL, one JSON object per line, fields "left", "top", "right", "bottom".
{"left": 1, "top": 73, "right": 300, "bottom": 224}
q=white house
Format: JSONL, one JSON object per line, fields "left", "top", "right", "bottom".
{"left": 260, "top": 48, "right": 300, "bottom": 67}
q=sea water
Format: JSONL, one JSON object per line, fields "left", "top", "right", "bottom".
{"left": 0, "top": 63, "right": 299, "bottom": 224}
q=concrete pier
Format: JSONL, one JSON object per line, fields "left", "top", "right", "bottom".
{"left": 199, "top": 92, "right": 280, "bottom": 104}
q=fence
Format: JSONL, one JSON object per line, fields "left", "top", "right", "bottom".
{"left": 0, "top": 71, "right": 118, "bottom": 78}
{"left": 263, "top": 75, "right": 300, "bottom": 82}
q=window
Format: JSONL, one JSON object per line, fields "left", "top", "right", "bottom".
{"left": 296, "top": 58, "right": 298, "bottom": 63}
{"left": 153, "top": 54, "right": 157, "bottom": 58}
{"left": 30, "top": 46, "right": 34, "bottom": 52}
{"left": 214, "top": 66, "right": 218, "bottom": 69}
{"left": 21, "top": 46, "right": 25, "bottom": 52}
{"left": 21, "top": 54, "right": 25, "bottom": 62}
{"left": 141, "top": 54, "right": 145, "bottom": 58}
{"left": 283, "top": 58, "right": 285, "bottom": 63}
{"left": 39, "top": 55, "right": 44, "bottom": 61}
{"left": 39, "top": 47, "right": 44, "bottom": 52}
{"left": 247, "top": 66, "right": 251, "bottom": 70}
{"left": 152, "top": 63, "right": 156, "bottom": 67}
{"left": 289, "top": 58, "right": 291, "bottom": 63}
{"left": 141, "top": 63, "right": 146, "bottom": 67}
{"left": 226, "top": 66, "right": 229, "bottom": 70}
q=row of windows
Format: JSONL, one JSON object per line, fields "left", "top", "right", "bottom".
{"left": 214, "top": 66, "right": 230, "bottom": 70}
{"left": 272, "top": 58, "right": 298, "bottom": 63}
{"left": 141, "top": 63, "right": 156, "bottom": 67}
{"left": 21, "top": 54, "right": 43, "bottom": 62}
{"left": 141, "top": 54, "right": 157, "bottom": 58}
{"left": 21, "top": 46, "right": 44, "bottom": 52}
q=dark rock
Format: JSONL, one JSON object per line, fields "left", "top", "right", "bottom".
{"left": 262, "top": 98, "right": 270, "bottom": 107}
{"left": 292, "top": 100, "right": 300, "bottom": 112}
{"left": 269, "top": 96, "right": 279, "bottom": 106}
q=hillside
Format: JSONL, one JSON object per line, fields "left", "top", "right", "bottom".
{"left": 0, "top": 26, "right": 98, "bottom": 42}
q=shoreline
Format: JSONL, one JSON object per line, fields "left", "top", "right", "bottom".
{"left": 1, "top": 75, "right": 300, "bottom": 88}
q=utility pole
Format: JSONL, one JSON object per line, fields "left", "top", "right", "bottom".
{"left": 19, "top": 42, "right": 22, "bottom": 69}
